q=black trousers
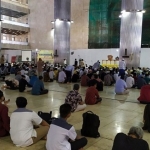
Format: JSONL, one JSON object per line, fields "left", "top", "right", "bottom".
{"left": 40, "top": 89, "right": 48, "bottom": 95}
{"left": 140, "top": 101, "right": 150, "bottom": 104}
{"left": 70, "top": 137, "right": 87, "bottom": 150}
{"left": 50, "top": 79, "right": 53, "bottom": 82}
{"left": 65, "top": 70, "right": 72, "bottom": 83}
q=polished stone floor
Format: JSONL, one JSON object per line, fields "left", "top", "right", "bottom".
{"left": 0, "top": 81, "right": 150, "bottom": 150}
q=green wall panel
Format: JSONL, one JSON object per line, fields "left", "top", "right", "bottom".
{"left": 142, "top": 0, "right": 150, "bottom": 47}
{"left": 88, "top": 0, "right": 121, "bottom": 48}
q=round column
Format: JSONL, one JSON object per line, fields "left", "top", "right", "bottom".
{"left": 54, "top": 0, "right": 71, "bottom": 64}
{"left": 120, "top": 0, "right": 144, "bottom": 67}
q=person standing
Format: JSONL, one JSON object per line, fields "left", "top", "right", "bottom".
{"left": 65, "top": 65, "right": 74, "bottom": 83}
{"left": 119, "top": 59, "right": 126, "bottom": 76}
{"left": 64, "top": 59, "right": 67, "bottom": 66}
{"left": 37, "top": 58, "right": 44, "bottom": 76}
{"left": 74, "top": 59, "right": 78, "bottom": 66}
{"left": 81, "top": 59, "right": 85, "bottom": 67}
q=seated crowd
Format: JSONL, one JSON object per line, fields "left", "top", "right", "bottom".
{"left": 0, "top": 89, "right": 149, "bottom": 149}
{"left": 0, "top": 59, "right": 150, "bottom": 149}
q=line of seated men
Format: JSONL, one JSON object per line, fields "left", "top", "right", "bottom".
{"left": 3, "top": 74, "right": 48, "bottom": 95}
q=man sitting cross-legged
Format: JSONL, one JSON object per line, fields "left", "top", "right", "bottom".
{"left": 85, "top": 79, "right": 102, "bottom": 105}
{"left": 10, "top": 97, "right": 49, "bottom": 147}
{"left": 65, "top": 84, "right": 86, "bottom": 112}
{"left": 32, "top": 76, "right": 48, "bottom": 95}
{"left": 46, "top": 104, "right": 87, "bottom": 150}
{"left": 115, "top": 75, "right": 129, "bottom": 95}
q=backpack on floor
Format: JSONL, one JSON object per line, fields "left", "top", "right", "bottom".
{"left": 38, "top": 111, "right": 56, "bottom": 124}
{"left": 81, "top": 111, "right": 100, "bottom": 138}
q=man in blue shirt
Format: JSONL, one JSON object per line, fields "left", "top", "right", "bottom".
{"left": 115, "top": 75, "right": 129, "bottom": 95}
{"left": 32, "top": 76, "right": 48, "bottom": 95}
{"left": 29, "top": 73, "right": 38, "bottom": 87}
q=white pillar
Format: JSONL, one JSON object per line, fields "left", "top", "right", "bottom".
{"left": 120, "top": 0, "right": 144, "bottom": 67}
{"left": 54, "top": 0, "right": 71, "bottom": 64}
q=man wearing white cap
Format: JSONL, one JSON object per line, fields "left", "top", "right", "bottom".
{"left": 119, "top": 59, "right": 126, "bottom": 76}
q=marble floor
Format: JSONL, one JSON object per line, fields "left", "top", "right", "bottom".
{"left": 0, "top": 81, "right": 150, "bottom": 150}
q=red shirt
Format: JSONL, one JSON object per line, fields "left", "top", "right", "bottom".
{"left": 0, "top": 103, "right": 10, "bottom": 137}
{"left": 81, "top": 75, "right": 90, "bottom": 86}
{"left": 138, "top": 85, "right": 150, "bottom": 103}
{"left": 85, "top": 86, "right": 99, "bottom": 105}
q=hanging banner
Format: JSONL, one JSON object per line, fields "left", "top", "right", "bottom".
{"left": 37, "top": 50, "right": 54, "bottom": 63}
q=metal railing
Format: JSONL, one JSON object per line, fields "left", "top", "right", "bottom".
{"left": 2, "top": 19, "right": 29, "bottom": 27}
{"left": 1, "top": 0, "right": 28, "bottom": 8}
{"left": 1, "top": 40, "right": 28, "bottom": 45}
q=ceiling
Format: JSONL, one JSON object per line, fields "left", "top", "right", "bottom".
{"left": 1, "top": 27, "right": 28, "bottom": 35}
{"left": 0, "top": 7, "right": 28, "bottom": 18}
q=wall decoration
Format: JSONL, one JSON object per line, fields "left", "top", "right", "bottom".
{"left": 37, "top": 50, "right": 54, "bottom": 63}
{"left": 22, "top": 50, "right": 32, "bottom": 62}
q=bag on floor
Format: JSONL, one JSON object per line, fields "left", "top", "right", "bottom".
{"left": 81, "top": 111, "right": 100, "bottom": 138}
{"left": 38, "top": 111, "right": 56, "bottom": 124}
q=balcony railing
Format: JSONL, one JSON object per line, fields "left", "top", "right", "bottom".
{"left": 2, "top": 19, "right": 29, "bottom": 27}
{"left": 1, "top": 0, "right": 28, "bottom": 8}
{"left": 1, "top": 40, "right": 28, "bottom": 45}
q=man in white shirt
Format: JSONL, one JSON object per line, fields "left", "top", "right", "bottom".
{"left": 49, "top": 68, "right": 55, "bottom": 82}
{"left": 126, "top": 74, "right": 135, "bottom": 88}
{"left": 58, "top": 69, "right": 66, "bottom": 83}
{"left": 46, "top": 104, "right": 87, "bottom": 150}
{"left": 119, "top": 59, "right": 126, "bottom": 76}
{"left": 10, "top": 97, "right": 49, "bottom": 147}
{"left": 64, "top": 59, "right": 67, "bottom": 66}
